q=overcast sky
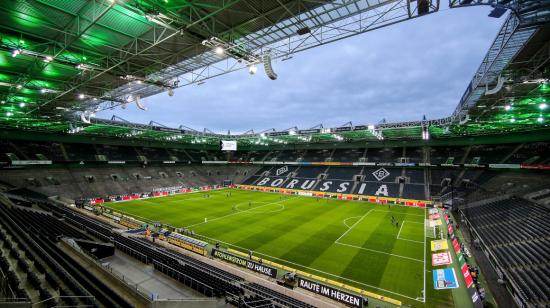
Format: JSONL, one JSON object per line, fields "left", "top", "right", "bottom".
{"left": 98, "top": 7, "right": 505, "bottom": 134}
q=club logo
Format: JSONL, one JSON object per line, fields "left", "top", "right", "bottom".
{"left": 372, "top": 168, "right": 390, "bottom": 181}
{"left": 275, "top": 166, "right": 289, "bottom": 176}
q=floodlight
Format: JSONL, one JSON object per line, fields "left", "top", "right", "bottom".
{"left": 78, "top": 93, "right": 85, "bottom": 99}
{"left": 510, "top": 118, "right": 516, "bottom": 123}
{"left": 214, "top": 46, "right": 224, "bottom": 55}
{"left": 6, "top": 112, "right": 13, "bottom": 116}
{"left": 11, "top": 49, "right": 21, "bottom": 57}
{"left": 248, "top": 64, "right": 257, "bottom": 75}
{"left": 40, "top": 89, "right": 46, "bottom": 93}
{"left": 19, "top": 102, "right": 25, "bottom": 107}
{"left": 538, "top": 116, "right": 544, "bottom": 122}
{"left": 539, "top": 103, "right": 547, "bottom": 110}
{"left": 44, "top": 56, "right": 53, "bottom": 63}
{"left": 504, "top": 105, "right": 511, "bottom": 111}
{"left": 16, "top": 84, "right": 22, "bottom": 89}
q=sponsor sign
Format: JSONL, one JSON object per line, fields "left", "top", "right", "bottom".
{"left": 433, "top": 268, "right": 459, "bottom": 289}
{"left": 108, "top": 161, "right": 126, "bottom": 164}
{"left": 211, "top": 249, "right": 277, "bottom": 278}
{"left": 452, "top": 238, "right": 461, "bottom": 253}
{"left": 521, "top": 164, "right": 550, "bottom": 170}
{"left": 163, "top": 161, "right": 176, "bottom": 164}
{"left": 221, "top": 140, "right": 237, "bottom": 151}
{"left": 11, "top": 160, "right": 52, "bottom": 165}
{"left": 334, "top": 126, "right": 352, "bottom": 132}
{"left": 153, "top": 126, "right": 183, "bottom": 133}
{"left": 488, "top": 164, "right": 521, "bottom": 169}
{"left": 447, "top": 224, "right": 454, "bottom": 235}
{"left": 461, "top": 263, "right": 474, "bottom": 288}
{"left": 267, "top": 131, "right": 289, "bottom": 136}
{"left": 297, "top": 277, "right": 362, "bottom": 308}
{"left": 431, "top": 240, "right": 449, "bottom": 251}
{"left": 432, "top": 252, "right": 452, "bottom": 266}
{"left": 297, "top": 129, "right": 320, "bottom": 134}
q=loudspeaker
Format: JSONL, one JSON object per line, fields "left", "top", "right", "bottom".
{"left": 263, "top": 54, "right": 278, "bottom": 80}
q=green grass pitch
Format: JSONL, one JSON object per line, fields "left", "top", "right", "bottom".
{"left": 104, "top": 189, "right": 454, "bottom": 307}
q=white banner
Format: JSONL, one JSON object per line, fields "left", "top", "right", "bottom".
{"left": 221, "top": 140, "right": 237, "bottom": 151}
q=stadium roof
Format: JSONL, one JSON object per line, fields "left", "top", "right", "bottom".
{"left": 0, "top": 0, "right": 548, "bottom": 146}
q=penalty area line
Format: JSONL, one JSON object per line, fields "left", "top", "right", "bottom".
{"left": 334, "top": 241, "right": 424, "bottom": 263}
{"left": 334, "top": 209, "right": 374, "bottom": 243}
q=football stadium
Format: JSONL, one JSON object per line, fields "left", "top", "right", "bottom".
{"left": 0, "top": 1, "right": 549, "bottom": 308}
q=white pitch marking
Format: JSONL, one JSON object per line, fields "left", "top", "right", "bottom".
{"left": 395, "top": 221, "right": 424, "bottom": 244}
{"left": 422, "top": 207, "right": 427, "bottom": 303}
{"left": 398, "top": 238, "right": 424, "bottom": 244}
{"left": 342, "top": 216, "right": 363, "bottom": 229}
{"left": 396, "top": 220, "right": 405, "bottom": 239}
{"left": 193, "top": 233, "right": 424, "bottom": 302}
{"left": 334, "top": 241, "right": 424, "bottom": 263}
{"left": 370, "top": 209, "right": 425, "bottom": 217}
{"left": 187, "top": 197, "right": 295, "bottom": 228}
{"left": 334, "top": 209, "right": 374, "bottom": 243}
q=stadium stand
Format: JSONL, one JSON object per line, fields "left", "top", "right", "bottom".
{"left": 462, "top": 197, "right": 550, "bottom": 307}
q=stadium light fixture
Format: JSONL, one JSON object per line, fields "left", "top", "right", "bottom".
{"left": 11, "top": 49, "right": 21, "bottom": 57}
{"left": 0, "top": 100, "right": 5, "bottom": 104}
{"left": 6, "top": 112, "right": 13, "bottom": 117}
{"left": 510, "top": 118, "right": 516, "bottom": 123}
{"left": 40, "top": 88, "right": 46, "bottom": 93}
{"left": 538, "top": 116, "right": 544, "bottom": 122}
{"left": 78, "top": 93, "right": 85, "bottom": 99}
{"left": 16, "top": 84, "right": 22, "bottom": 89}
{"left": 248, "top": 64, "right": 257, "bottom": 75}
{"left": 43, "top": 56, "right": 53, "bottom": 63}
{"left": 214, "top": 46, "right": 224, "bottom": 55}
{"left": 19, "top": 102, "right": 25, "bottom": 107}
{"left": 504, "top": 105, "right": 511, "bottom": 111}
{"left": 540, "top": 103, "right": 547, "bottom": 110}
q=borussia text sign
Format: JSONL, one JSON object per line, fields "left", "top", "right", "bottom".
{"left": 211, "top": 249, "right": 277, "bottom": 278}
{"left": 297, "top": 277, "right": 362, "bottom": 307}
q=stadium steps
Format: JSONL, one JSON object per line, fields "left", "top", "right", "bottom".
{"left": 58, "top": 143, "right": 70, "bottom": 161}
{"left": 501, "top": 143, "right": 525, "bottom": 164}
{"left": 459, "top": 145, "right": 472, "bottom": 164}
{"left": 0, "top": 204, "right": 95, "bottom": 307}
